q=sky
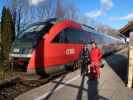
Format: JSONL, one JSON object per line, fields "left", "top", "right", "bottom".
{"left": 73, "top": 0, "right": 133, "bottom": 29}
{"left": 0, "top": 0, "right": 133, "bottom": 29}
{"left": 0, "top": 0, "right": 4, "bottom": 17}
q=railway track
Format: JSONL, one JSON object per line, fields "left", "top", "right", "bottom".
{"left": 0, "top": 72, "right": 67, "bottom": 100}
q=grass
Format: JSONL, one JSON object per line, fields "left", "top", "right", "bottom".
{"left": 0, "top": 64, "right": 22, "bottom": 81}
{"left": 0, "top": 56, "right": 23, "bottom": 81}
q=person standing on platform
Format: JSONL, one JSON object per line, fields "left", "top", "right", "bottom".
{"left": 80, "top": 44, "right": 89, "bottom": 76}
{"left": 89, "top": 41, "right": 102, "bottom": 79}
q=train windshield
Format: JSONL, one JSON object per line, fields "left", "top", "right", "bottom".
{"left": 15, "top": 22, "right": 53, "bottom": 47}
{"left": 18, "top": 24, "right": 45, "bottom": 41}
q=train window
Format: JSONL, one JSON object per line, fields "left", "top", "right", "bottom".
{"left": 89, "top": 32, "right": 103, "bottom": 44}
{"left": 70, "top": 28, "right": 91, "bottom": 43}
{"left": 23, "top": 25, "right": 45, "bottom": 33}
{"left": 52, "top": 30, "right": 68, "bottom": 43}
{"left": 52, "top": 28, "right": 92, "bottom": 44}
{"left": 15, "top": 22, "right": 54, "bottom": 48}
{"left": 52, "top": 34, "right": 61, "bottom": 43}
{"left": 95, "top": 34, "right": 103, "bottom": 44}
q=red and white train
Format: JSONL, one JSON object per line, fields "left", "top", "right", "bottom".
{"left": 10, "top": 18, "right": 123, "bottom": 75}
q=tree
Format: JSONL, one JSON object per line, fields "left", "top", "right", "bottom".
{"left": 64, "top": 3, "right": 79, "bottom": 21}
{"left": 0, "top": 22, "right": 2, "bottom": 61}
{"left": 55, "top": 0, "right": 64, "bottom": 18}
{"left": 10, "top": 0, "right": 55, "bottom": 33}
{"left": 29, "top": 0, "right": 55, "bottom": 22}
{"left": 7, "top": 0, "right": 79, "bottom": 34}
{"left": 1, "top": 6, "right": 14, "bottom": 63}
{"left": 12, "top": 0, "right": 29, "bottom": 35}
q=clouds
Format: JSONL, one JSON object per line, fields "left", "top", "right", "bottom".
{"left": 101, "top": 0, "right": 113, "bottom": 11}
{"left": 85, "top": 10, "right": 103, "bottom": 18}
{"left": 28, "top": 0, "right": 46, "bottom": 6}
{"left": 85, "top": 0, "right": 113, "bottom": 18}
{"left": 109, "top": 12, "right": 133, "bottom": 21}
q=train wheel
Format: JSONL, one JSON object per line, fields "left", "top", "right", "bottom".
{"left": 66, "top": 61, "right": 75, "bottom": 71}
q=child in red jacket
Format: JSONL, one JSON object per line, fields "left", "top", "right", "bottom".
{"left": 89, "top": 41, "right": 102, "bottom": 79}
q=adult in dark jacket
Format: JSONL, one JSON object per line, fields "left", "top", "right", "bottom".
{"left": 80, "top": 44, "right": 89, "bottom": 76}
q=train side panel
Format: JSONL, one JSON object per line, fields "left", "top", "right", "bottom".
{"left": 44, "top": 43, "right": 83, "bottom": 67}
{"left": 27, "top": 20, "right": 83, "bottom": 74}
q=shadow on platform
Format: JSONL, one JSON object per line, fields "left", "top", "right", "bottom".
{"left": 76, "top": 74, "right": 85, "bottom": 100}
{"left": 104, "top": 53, "right": 128, "bottom": 84}
{"left": 49, "top": 74, "right": 109, "bottom": 100}
{"left": 87, "top": 79, "right": 109, "bottom": 100}
{"left": 76, "top": 75, "right": 109, "bottom": 100}
{"left": 43, "top": 75, "right": 66, "bottom": 100}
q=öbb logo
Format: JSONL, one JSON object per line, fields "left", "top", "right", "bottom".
{"left": 66, "top": 48, "right": 75, "bottom": 55}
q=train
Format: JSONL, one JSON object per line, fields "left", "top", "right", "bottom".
{"left": 9, "top": 18, "right": 123, "bottom": 75}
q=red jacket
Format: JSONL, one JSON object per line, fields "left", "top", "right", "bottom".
{"left": 90, "top": 47, "right": 102, "bottom": 62}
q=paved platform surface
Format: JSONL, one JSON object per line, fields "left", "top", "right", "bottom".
{"left": 15, "top": 61, "right": 133, "bottom": 100}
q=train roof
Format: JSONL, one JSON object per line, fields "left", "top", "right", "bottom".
{"left": 25, "top": 18, "right": 59, "bottom": 28}
{"left": 19, "top": 18, "right": 60, "bottom": 33}
{"left": 19, "top": 18, "right": 96, "bottom": 37}
{"left": 20, "top": 18, "right": 79, "bottom": 32}
{"left": 81, "top": 24, "right": 95, "bottom": 30}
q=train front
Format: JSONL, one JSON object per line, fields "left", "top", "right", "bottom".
{"left": 9, "top": 21, "right": 54, "bottom": 72}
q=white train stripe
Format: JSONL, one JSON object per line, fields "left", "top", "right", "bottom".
{"left": 9, "top": 53, "right": 32, "bottom": 58}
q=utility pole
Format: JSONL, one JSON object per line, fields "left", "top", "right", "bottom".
{"left": 127, "top": 32, "right": 133, "bottom": 88}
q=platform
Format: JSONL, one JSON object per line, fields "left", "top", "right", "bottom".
{"left": 15, "top": 57, "right": 133, "bottom": 100}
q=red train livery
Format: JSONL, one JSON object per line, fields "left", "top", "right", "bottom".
{"left": 10, "top": 18, "right": 122, "bottom": 75}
